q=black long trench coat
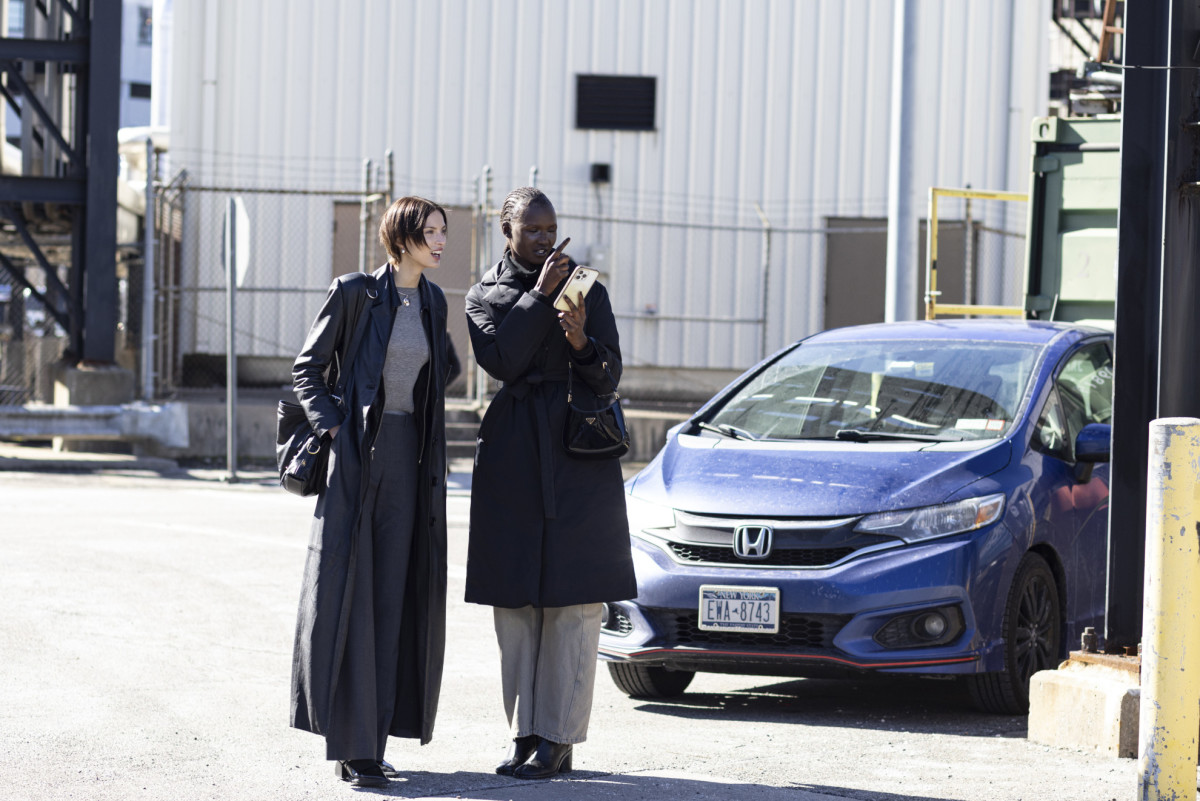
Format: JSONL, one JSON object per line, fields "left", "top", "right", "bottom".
{"left": 289, "top": 265, "right": 457, "bottom": 745}
{"left": 464, "top": 257, "right": 636, "bottom": 608}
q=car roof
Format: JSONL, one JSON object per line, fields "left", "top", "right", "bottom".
{"left": 803, "top": 319, "right": 1111, "bottom": 346}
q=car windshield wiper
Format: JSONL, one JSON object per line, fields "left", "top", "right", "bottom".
{"left": 697, "top": 421, "right": 761, "bottom": 441}
{"left": 834, "top": 428, "right": 967, "bottom": 443}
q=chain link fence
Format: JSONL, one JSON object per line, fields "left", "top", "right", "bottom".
{"left": 147, "top": 177, "right": 388, "bottom": 395}
{"left": 1, "top": 175, "right": 1031, "bottom": 415}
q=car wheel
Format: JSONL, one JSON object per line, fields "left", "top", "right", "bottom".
{"left": 967, "top": 552, "right": 1062, "bottom": 715}
{"left": 607, "top": 662, "right": 695, "bottom": 698}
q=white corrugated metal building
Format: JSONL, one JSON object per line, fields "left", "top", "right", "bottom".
{"left": 164, "top": 0, "right": 1050, "bottom": 377}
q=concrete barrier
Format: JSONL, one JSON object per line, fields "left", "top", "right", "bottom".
{"left": 0, "top": 402, "right": 189, "bottom": 448}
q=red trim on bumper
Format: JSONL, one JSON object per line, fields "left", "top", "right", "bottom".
{"left": 599, "top": 645, "right": 978, "bottom": 669}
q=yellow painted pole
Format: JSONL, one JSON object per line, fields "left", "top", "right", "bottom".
{"left": 1138, "top": 417, "right": 1200, "bottom": 801}
{"left": 925, "top": 189, "right": 938, "bottom": 319}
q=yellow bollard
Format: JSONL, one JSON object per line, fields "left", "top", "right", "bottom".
{"left": 1138, "top": 417, "right": 1200, "bottom": 801}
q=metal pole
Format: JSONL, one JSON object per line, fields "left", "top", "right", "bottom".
{"left": 924, "top": 189, "right": 937, "bottom": 319}
{"left": 359, "top": 159, "right": 372, "bottom": 274}
{"left": 475, "top": 166, "right": 492, "bottom": 406}
{"left": 1137, "top": 417, "right": 1200, "bottom": 801}
{"left": 964, "top": 193, "right": 975, "bottom": 307}
{"left": 224, "top": 197, "right": 238, "bottom": 482}
{"left": 754, "top": 203, "right": 771, "bottom": 359}
{"left": 884, "top": 0, "right": 917, "bottom": 322}
{"left": 1106, "top": 0, "right": 1172, "bottom": 649}
{"left": 385, "top": 149, "right": 394, "bottom": 204}
{"left": 141, "top": 138, "right": 156, "bottom": 400}
{"left": 529, "top": 165, "right": 538, "bottom": 188}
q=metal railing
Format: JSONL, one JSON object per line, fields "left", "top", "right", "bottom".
{"left": 924, "top": 187, "right": 1028, "bottom": 320}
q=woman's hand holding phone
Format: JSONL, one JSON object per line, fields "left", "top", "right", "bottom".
{"left": 559, "top": 292, "right": 588, "bottom": 351}
{"left": 532, "top": 237, "right": 571, "bottom": 297}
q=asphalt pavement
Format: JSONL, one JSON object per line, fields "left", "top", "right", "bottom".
{"left": 0, "top": 445, "right": 1145, "bottom": 801}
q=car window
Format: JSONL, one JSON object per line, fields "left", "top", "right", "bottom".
{"left": 1056, "top": 342, "right": 1113, "bottom": 433}
{"left": 1032, "top": 388, "right": 1071, "bottom": 460}
{"left": 706, "top": 339, "right": 1041, "bottom": 441}
{"left": 1032, "top": 342, "right": 1113, "bottom": 462}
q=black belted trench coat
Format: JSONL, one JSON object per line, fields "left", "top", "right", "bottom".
{"left": 464, "top": 257, "right": 636, "bottom": 608}
{"left": 289, "top": 265, "right": 458, "bottom": 745}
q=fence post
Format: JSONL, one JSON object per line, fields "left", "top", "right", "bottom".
{"left": 474, "top": 166, "right": 493, "bottom": 407}
{"left": 754, "top": 203, "right": 771, "bottom": 360}
{"left": 1138, "top": 417, "right": 1200, "bottom": 801}
{"left": 385, "top": 149, "right": 394, "bottom": 204}
{"left": 964, "top": 192, "right": 974, "bottom": 307}
{"left": 141, "top": 138, "right": 156, "bottom": 400}
{"left": 359, "top": 159, "right": 372, "bottom": 274}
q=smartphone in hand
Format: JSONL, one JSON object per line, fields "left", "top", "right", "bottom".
{"left": 553, "top": 266, "right": 599, "bottom": 312}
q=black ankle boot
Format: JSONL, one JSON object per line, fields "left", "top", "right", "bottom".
{"left": 495, "top": 734, "right": 540, "bottom": 775}
{"left": 336, "top": 759, "right": 389, "bottom": 787}
{"left": 514, "top": 739, "right": 573, "bottom": 779}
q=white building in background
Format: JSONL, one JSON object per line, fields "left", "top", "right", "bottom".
{"left": 164, "top": 0, "right": 1053, "bottom": 373}
{"left": 119, "top": 2, "right": 154, "bottom": 128}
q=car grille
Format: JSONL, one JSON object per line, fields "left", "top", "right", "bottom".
{"left": 603, "top": 610, "right": 634, "bottom": 636}
{"left": 667, "top": 542, "right": 855, "bottom": 567}
{"left": 648, "top": 608, "right": 850, "bottom": 650}
{"left": 656, "top": 512, "right": 898, "bottom": 569}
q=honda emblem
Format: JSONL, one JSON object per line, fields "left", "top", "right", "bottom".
{"left": 733, "top": 525, "right": 773, "bottom": 559}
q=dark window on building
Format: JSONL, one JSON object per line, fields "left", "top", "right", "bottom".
{"left": 138, "top": 6, "right": 153, "bottom": 45}
{"left": 130, "top": 82, "right": 152, "bottom": 99}
{"left": 575, "top": 75, "right": 656, "bottom": 131}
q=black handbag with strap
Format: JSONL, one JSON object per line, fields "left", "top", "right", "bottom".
{"left": 277, "top": 275, "right": 378, "bottom": 496}
{"left": 562, "top": 359, "right": 630, "bottom": 460}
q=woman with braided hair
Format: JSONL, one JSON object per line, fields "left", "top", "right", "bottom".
{"left": 464, "top": 187, "right": 636, "bottom": 779}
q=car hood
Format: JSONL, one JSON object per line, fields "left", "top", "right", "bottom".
{"left": 630, "top": 434, "right": 1013, "bottom": 517}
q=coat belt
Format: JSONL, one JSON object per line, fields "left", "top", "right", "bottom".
{"left": 506, "top": 369, "right": 568, "bottom": 520}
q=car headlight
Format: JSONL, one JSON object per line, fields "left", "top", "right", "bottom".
{"left": 625, "top": 492, "right": 676, "bottom": 539}
{"left": 854, "top": 493, "right": 1005, "bottom": 544}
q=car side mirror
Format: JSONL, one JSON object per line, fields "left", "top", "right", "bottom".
{"left": 1073, "top": 422, "right": 1111, "bottom": 483}
{"left": 1075, "top": 423, "right": 1111, "bottom": 463}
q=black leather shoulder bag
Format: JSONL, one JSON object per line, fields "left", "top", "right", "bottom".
{"left": 277, "top": 275, "right": 378, "bottom": 496}
{"left": 562, "top": 359, "right": 630, "bottom": 460}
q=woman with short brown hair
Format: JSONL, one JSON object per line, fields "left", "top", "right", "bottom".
{"left": 289, "top": 195, "right": 459, "bottom": 787}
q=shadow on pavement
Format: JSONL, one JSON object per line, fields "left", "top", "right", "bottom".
{"left": 626, "top": 674, "right": 1026, "bottom": 740}
{"left": 345, "top": 769, "right": 961, "bottom": 801}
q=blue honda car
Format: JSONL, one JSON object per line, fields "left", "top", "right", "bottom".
{"left": 600, "top": 320, "right": 1112, "bottom": 714}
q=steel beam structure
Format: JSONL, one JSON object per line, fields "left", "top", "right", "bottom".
{"left": 0, "top": 0, "right": 121, "bottom": 364}
{"left": 1106, "top": 0, "right": 1198, "bottom": 649}
{"left": 80, "top": 0, "right": 120, "bottom": 363}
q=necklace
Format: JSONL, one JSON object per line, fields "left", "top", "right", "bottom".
{"left": 397, "top": 288, "right": 415, "bottom": 307}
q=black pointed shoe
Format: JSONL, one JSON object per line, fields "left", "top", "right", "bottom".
{"left": 336, "top": 759, "right": 389, "bottom": 787}
{"left": 513, "top": 739, "right": 573, "bottom": 780}
{"left": 377, "top": 759, "right": 400, "bottom": 779}
{"left": 495, "top": 734, "right": 540, "bottom": 776}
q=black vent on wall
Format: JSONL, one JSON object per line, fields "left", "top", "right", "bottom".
{"left": 576, "top": 75, "right": 656, "bottom": 131}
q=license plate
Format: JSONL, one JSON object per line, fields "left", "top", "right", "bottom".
{"left": 698, "top": 585, "right": 780, "bottom": 634}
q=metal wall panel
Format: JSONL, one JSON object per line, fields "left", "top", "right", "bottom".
{"left": 169, "top": 0, "right": 1049, "bottom": 369}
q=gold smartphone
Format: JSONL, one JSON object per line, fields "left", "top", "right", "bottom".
{"left": 553, "top": 266, "right": 599, "bottom": 312}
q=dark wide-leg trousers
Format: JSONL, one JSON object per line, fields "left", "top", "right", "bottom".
{"left": 325, "top": 411, "right": 418, "bottom": 761}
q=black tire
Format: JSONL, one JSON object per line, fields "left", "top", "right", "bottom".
{"left": 967, "top": 552, "right": 1062, "bottom": 714}
{"left": 607, "top": 662, "right": 695, "bottom": 698}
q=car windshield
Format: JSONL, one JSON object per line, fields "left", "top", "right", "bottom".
{"left": 705, "top": 338, "right": 1042, "bottom": 442}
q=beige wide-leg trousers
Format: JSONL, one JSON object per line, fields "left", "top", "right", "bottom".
{"left": 492, "top": 603, "right": 604, "bottom": 745}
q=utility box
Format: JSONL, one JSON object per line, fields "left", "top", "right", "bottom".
{"left": 1025, "top": 116, "right": 1121, "bottom": 325}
